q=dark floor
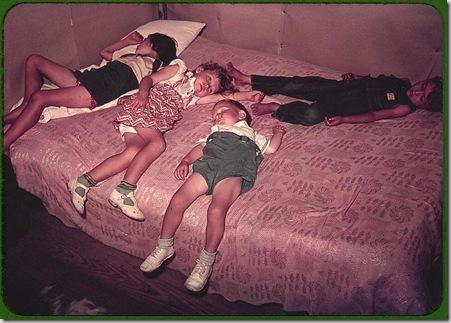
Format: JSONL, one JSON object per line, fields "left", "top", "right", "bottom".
{"left": 2, "top": 155, "right": 307, "bottom": 317}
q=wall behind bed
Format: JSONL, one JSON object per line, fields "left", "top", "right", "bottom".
{"left": 4, "top": 4, "right": 159, "bottom": 110}
{"left": 167, "top": 4, "right": 442, "bottom": 82}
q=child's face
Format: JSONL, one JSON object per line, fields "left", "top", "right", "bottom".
{"left": 407, "top": 79, "right": 436, "bottom": 110}
{"left": 211, "top": 104, "right": 244, "bottom": 126}
{"left": 135, "top": 38, "right": 157, "bottom": 58}
{"left": 194, "top": 71, "right": 220, "bottom": 97}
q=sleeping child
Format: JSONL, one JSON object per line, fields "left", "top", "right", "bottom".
{"left": 140, "top": 99, "right": 286, "bottom": 292}
{"left": 4, "top": 31, "right": 177, "bottom": 153}
{"left": 226, "top": 62, "right": 442, "bottom": 126}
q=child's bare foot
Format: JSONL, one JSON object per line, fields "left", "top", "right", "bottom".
{"left": 226, "top": 62, "right": 251, "bottom": 86}
{"left": 250, "top": 102, "right": 280, "bottom": 116}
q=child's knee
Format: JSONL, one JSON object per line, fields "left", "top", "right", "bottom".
{"left": 277, "top": 103, "right": 324, "bottom": 126}
{"left": 207, "top": 203, "right": 228, "bottom": 219}
{"left": 123, "top": 146, "right": 141, "bottom": 160}
{"left": 28, "top": 91, "right": 48, "bottom": 108}
{"left": 301, "top": 110, "right": 324, "bottom": 126}
{"left": 26, "top": 54, "right": 44, "bottom": 69}
{"left": 153, "top": 138, "right": 166, "bottom": 155}
{"left": 167, "top": 193, "right": 189, "bottom": 212}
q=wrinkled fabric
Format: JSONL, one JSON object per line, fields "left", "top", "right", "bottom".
{"left": 9, "top": 37, "right": 442, "bottom": 314}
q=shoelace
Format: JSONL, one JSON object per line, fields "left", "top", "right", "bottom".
{"left": 192, "top": 259, "right": 209, "bottom": 276}
{"left": 150, "top": 247, "right": 165, "bottom": 259}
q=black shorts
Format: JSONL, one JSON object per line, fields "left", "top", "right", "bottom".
{"left": 73, "top": 61, "right": 139, "bottom": 106}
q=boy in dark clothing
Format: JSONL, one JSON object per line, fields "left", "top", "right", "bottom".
{"left": 226, "top": 63, "right": 442, "bottom": 126}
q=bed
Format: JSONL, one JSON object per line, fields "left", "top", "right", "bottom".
{"left": 8, "top": 36, "right": 442, "bottom": 315}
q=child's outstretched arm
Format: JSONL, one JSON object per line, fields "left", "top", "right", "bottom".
{"left": 196, "top": 90, "right": 265, "bottom": 105}
{"left": 264, "top": 124, "right": 287, "bottom": 154}
{"left": 100, "top": 31, "right": 144, "bottom": 61}
{"left": 123, "top": 64, "right": 180, "bottom": 109}
{"left": 324, "top": 104, "right": 412, "bottom": 126}
{"left": 174, "top": 144, "right": 204, "bottom": 180}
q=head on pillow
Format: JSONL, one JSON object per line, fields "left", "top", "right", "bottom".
{"left": 148, "top": 33, "right": 177, "bottom": 66}
{"left": 195, "top": 62, "right": 235, "bottom": 94}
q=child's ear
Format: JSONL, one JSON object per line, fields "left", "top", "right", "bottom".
{"left": 195, "top": 66, "right": 204, "bottom": 74}
{"left": 238, "top": 110, "right": 247, "bottom": 120}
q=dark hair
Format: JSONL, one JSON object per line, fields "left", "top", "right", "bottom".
{"left": 215, "top": 99, "right": 252, "bottom": 125}
{"left": 148, "top": 33, "right": 177, "bottom": 72}
{"left": 427, "top": 76, "right": 442, "bottom": 112}
{"left": 196, "top": 62, "right": 235, "bottom": 93}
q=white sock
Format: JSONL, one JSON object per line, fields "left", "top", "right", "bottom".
{"left": 157, "top": 237, "right": 174, "bottom": 248}
{"left": 199, "top": 249, "right": 216, "bottom": 265}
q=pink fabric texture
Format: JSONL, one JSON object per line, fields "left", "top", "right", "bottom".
{"left": 115, "top": 82, "right": 184, "bottom": 133}
{"left": 9, "top": 37, "right": 442, "bottom": 314}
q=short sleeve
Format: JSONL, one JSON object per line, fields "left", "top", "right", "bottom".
{"left": 254, "top": 133, "right": 270, "bottom": 153}
{"left": 111, "top": 45, "right": 136, "bottom": 61}
{"left": 196, "top": 137, "right": 208, "bottom": 146}
{"left": 167, "top": 59, "right": 188, "bottom": 83}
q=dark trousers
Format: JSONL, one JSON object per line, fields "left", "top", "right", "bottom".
{"left": 251, "top": 75, "right": 369, "bottom": 126}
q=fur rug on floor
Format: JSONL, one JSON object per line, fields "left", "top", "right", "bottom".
{"left": 39, "top": 284, "right": 107, "bottom": 315}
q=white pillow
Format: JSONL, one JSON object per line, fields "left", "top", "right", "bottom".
{"left": 115, "top": 19, "right": 205, "bottom": 58}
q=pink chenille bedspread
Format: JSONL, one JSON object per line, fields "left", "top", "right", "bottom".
{"left": 9, "top": 37, "right": 442, "bottom": 314}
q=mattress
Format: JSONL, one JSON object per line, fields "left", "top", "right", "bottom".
{"left": 9, "top": 36, "right": 443, "bottom": 314}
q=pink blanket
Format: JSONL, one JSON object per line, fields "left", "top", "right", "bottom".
{"left": 10, "top": 37, "right": 442, "bottom": 314}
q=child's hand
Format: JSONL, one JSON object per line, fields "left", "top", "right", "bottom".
{"left": 125, "top": 31, "right": 144, "bottom": 45}
{"left": 324, "top": 116, "right": 343, "bottom": 126}
{"left": 117, "top": 95, "right": 131, "bottom": 106}
{"left": 174, "top": 160, "right": 190, "bottom": 180}
{"left": 129, "top": 93, "right": 147, "bottom": 110}
{"left": 118, "top": 93, "right": 146, "bottom": 109}
{"left": 248, "top": 91, "right": 265, "bottom": 102}
{"left": 272, "top": 124, "right": 287, "bottom": 135}
{"left": 341, "top": 73, "right": 355, "bottom": 81}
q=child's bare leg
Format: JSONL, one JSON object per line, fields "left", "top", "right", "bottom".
{"left": 160, "top": 172, "right": 209, "bottom": 238}
{"left": 204, "top": 177, "right": 242, "bottom": 252}
{"left": 140, "top": 173, "right": 208, "bottom": 273}
{"left": 107, "top": 128, "right": 165, "bottom": 221}
{"left": 4, "top": 54, "right": 78, "bottom": 124}
{"left": 184, "top": 177, "right": 242, "bottom": 292}
{"left": 122, "top": 127, "right": 166, "bottom": 185}
{"left": 88, "top": 133, "right": 146, "bottom": 182}
{"left": 68, "top": 133, "right": 146, "bottom": 216}
{"left": 226, "top": 62, "right": 251, "bottom": 86}
{"left": 4, "top": 86, "right": 92, "bottom": 153}
{"left": 250, "top": 102, "right": 280, "bottom": 116}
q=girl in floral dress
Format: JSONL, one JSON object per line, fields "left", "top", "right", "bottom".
{"left": 68, "top": 59, "right": 264, "bottom": 221}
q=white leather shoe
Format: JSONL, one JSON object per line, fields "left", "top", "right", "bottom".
{"left": 140, "top": 246, "right": 175, "bottom": 273}
{"left": 67, "top": 178, "right": 89, "bottom": 215}
{"left": 184, "top": 260, "right": 213, "bottom": 292}
{"left": 108, "top": 189, "right": 145, "bottom": 221}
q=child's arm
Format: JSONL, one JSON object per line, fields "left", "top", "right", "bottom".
{"left": 195, "top": 90, "right": 264, "bottom": 105}
{"left": 324, "top": 104, "right": 412, "bottom": 126}
{"left": 100, "top": 31, "right": 144, "bottom": 61}
{"left": 174, "top": 144, "right": 204, "bottom": 180}
{"left": 264, "top": 125, "right": 287, "bottom": 154}
{"left": 125, "top": 64, "right": 180, "bottom": 109}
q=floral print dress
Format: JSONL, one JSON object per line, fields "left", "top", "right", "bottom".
{"left": 114, "top": 59, "right": 198, "bottom": 133}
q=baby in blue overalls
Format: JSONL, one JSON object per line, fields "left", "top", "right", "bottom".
{"left": 140, "top": 99, "right": 286, "bottom": 292}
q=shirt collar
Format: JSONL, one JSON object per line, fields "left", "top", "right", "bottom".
{"left": 211, "top": 120, "right": 250, "bottom": 130}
